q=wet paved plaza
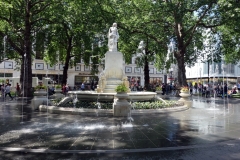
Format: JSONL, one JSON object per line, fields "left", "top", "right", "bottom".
{"left": 0, "top": 96, "right": 240, "bottom": 159}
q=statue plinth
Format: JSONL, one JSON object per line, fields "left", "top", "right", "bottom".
{"left": 99, "top": 51, "right": 129, "bottom": 93}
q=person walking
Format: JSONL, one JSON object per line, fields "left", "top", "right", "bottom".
{"left": 1, "top": 84, "right": 5, "bottom": 100}
{"left": 5, "top": 84, "right": 13, "bottom": 100}
{"left": 222, "top": 83, "right": 228, "bottom": 98}
{"left": 16, "top": 83, "right": 21, "bottom": 97}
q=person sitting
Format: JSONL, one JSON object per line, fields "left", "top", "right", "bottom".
{"left": 81, "top": 83, "right": 85, "bottom": 91}
{"left": 228, "top": 87, "right": 237, "bottom": 97}
{"left": 232, "top": 88, "right": 237, "bottom": 94}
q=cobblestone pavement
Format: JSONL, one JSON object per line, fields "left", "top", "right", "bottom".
{"left": 0, "top": 96, "right": 240, "bottom": 160}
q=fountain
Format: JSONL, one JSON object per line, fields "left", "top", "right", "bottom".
{"left": 64, "top": 23, "right": 156, "bottom": 116}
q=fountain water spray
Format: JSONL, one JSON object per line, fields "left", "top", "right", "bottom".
{"left": 20, "top": 53, "right": 27, "bottom": 124}
{"left": 46, "top": 70, "right": 49, "bottom": 124}
{"left": 73, "top": 93, "right": 78, "bottom": 109}
{"left": 73, "top": 93, "right": 78, "bottom": 127}
{"left": 3, "top": 36, "right": 7, "bottom": 103}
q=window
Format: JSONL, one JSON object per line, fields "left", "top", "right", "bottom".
{"left": 0, "top": 73, "right": 13, "bottom": 77}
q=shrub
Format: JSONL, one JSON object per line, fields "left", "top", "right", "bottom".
{"left": 35, "top": 85, "right": 47, "bottom": 90}
{"left": 115, "top": 83, "right": 128, "bottom": 93}
{"left": 55, "top": 84, "right": 62, "bottom": 89}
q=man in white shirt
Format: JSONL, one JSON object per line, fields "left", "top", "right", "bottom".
{"left": 5, "top": 84, "right": 13, "bottom": 100}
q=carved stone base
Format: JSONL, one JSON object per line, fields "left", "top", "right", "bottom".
{"left": 178, "top": 92, "right": 192, "bottom": 108}
{"left": 113, "top": 92, "right": 131, "bottom": 116}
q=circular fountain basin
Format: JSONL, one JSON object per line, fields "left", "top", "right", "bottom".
{"left": 68, "top": 91, "right": 156, "bottom": 101}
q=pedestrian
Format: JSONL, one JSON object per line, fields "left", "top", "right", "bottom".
{"left": 1, "top": 84, "right": 5, "bottom": 99}
{"left": 237, "top": 82, "right": 240, "bottom": 92}
{"left": 222, "top": 83, "right": 228, "bottom": 98}
{"left": 161, "top": 83, "right": 166, "bottom": 95}
{"left": 81, "top": 82, "right": 85, "bottom": 91}
{"left": 5, "top": 84, "right": 13, "bottom": 100}
{"left": 16, "top": 83, "right": 21, "bottom": 97}
{"left": 62, "top": 84, "right": 67, "bottom": 96}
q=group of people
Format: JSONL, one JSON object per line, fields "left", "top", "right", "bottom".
{"left": 188, "top": 82, "right": 239, "bottom": 98}
{"left": 0, "top": 83, "right": 21, "bottom": 100}
{"left": 61, "top": 83, "right": 86, "bottom": 96}
{"left": 160, "top": 83, "right": 177, "bottom": 95}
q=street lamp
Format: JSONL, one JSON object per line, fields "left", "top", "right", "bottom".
{"left": 3, "top": 36, "right": 7, "bottom": 102}
{"left": 169, "top": 68, "right": 173, "bottom": 85}
{"left": 199, "top": 68, "right": 202, "bottom": 84}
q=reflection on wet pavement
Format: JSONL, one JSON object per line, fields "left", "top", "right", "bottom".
{"left": 0, "top": 97, "right": 240, "bottom": 159}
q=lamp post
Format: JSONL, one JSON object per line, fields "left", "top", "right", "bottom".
{"left": 200, "top": 68, "right": 202, "bottom": 84}
{"left": 3, "top": 36, "right": 7, "bottom": 102}
{"left": 169, "top": 68, "right": 173, "bottom": 85}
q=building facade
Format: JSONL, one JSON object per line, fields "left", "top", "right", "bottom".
{"left": 185, "top": 61, "right": 240, "bottom": 86}
{"left": 0, "top": 58, "right": 167, "bottom": 90}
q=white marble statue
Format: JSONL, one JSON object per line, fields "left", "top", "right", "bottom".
{"left": 138, "top": 40, "right": 145, "bottom": 50}
{"left": 108, "top": 23, "right": 119, "bottom": 51}
{"left": 137, "top": 40, "right": 145, "bottom": 55}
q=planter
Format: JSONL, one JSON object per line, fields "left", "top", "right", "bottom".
{"left": 178, "top": 91, "right": 192, "bottom": 108}
{"left": 155, "top": 91, "right": 162, "bottom": 94}
{"left": 54, "top": 89, "right": 64, "bottom": 99}
{"left": 55, "top": 89, "right": 62, "bottom": 93}
{"left": 34, "top": 89, "right": 47, "bottom": 96}
{"left": 31, "top": 89, "right": 48, "bottom": 110}
{"left": 113, "top": 92, "right": 131, "bottom": 116}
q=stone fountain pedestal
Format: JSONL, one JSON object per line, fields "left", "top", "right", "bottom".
{"left": 113, "top": 92, "right": 131, "bottom": 116}
{"left": 178, "top": 91, "right": 192, "bottom": 108}
{"left": 54, "top": 89, "right": 64, "bottom": 99}
{"left": 98, "top": 51, "right": 130, "bottom": 93}
{"left": 31, "top": 89, "right": 48, "bottom": 110}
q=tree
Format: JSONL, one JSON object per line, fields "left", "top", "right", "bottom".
{"left": 0, "top": 0, "right": 59, "bottom": 97}
{"left": 44, "top": 0, "right": 109, "bottom": 85}
{"left": 103, "top": 0, "right": 169, "bottom": 90}
{"left": 108, "top": 0, "right": 223, "bottom": 86}
{"left": 217, "top": 0, "right": 240, "bottom": 64}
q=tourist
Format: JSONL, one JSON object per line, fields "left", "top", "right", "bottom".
{"left": 237, "top": 82, "right": 240, "bottom": 92}
{"left": 16, "top": 83, "right": 21, "bottom": 97}
{"left": 193, "top": 83, "right": 198, "bottom": 94}
{"left": 161, "top": 83, "right": 166, "bottom": 95}
{"left": 1, "top": 84, "right": 5, "bottom": 99}
{"left": 66, "top": 84, "right": 70, "bottom": 91}
{"left": 81, "top": 83, "right": 85, "bottom": 91}
{"left": 205, "top": 84, "right": 211, "bottom": 98}
{"left": 222, "top": 83, "right": 228, "bottom": 98}
{"left": 189, "top": 83, "right": 193, "bottom": 95}
{"left": 5, "top": 84, "right": 13, "bottom": 100}
{"left": 172, "top": 84, "right": 176, "bottom": 95}
{"left": 62, "top": 84, "right": 67, "bottom": 96}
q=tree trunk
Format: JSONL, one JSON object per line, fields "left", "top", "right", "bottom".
{"left": 176, "top": 50, "right": 187, "bottom": 86}
{"left": 62, "top": 37, "right": 72, "bottom": 85}
{"left": 144, "top": 56, "right": 150, "bottom": 90}
{"left": 20, "top": 0, "right": 33, "bottom": 97}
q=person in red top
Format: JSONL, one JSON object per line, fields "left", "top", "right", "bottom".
{"left": 62, "top": 84, "right": 67, "bottom": 96}
{"left": 16, "top": 83, "right": 21, "bottom": 96}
